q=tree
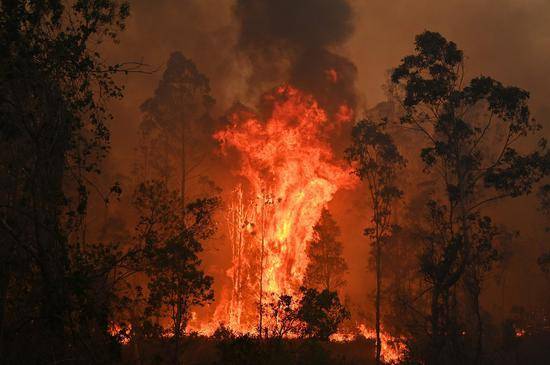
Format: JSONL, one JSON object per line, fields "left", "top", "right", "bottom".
{"left": 267, "top": 294, "right": 301, "bottom": 339}
{"left": 138, "top": 51, "right": 215, "bottom": 204}
{"left": 304, "top": 208, "right": 348, "bottom": 292}
{"left": 132, "top": 51, "right": 219, "bottom": 363}
{"left": 297, "top": 287, "right": 350, "bottom": 340}
{"left": 346, "top": 120, "right": 405, "bottom": 365}
{"left": 132, "top": 180, "right": 218, "bottom": 363}
{"left": 0, "top": 1, "right": 131, "bottom": 362}
{"left": 537, "top": 184, "right": 550, "bottom": 275}
{"left": 391, "top": 31, "right": 549, "bottom": 364}
{"left": 417, "top": 201, "right": 500, "bottom": 363}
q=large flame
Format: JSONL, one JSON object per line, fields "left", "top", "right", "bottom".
{"left": 208, "top": 85, "right": 355, "bottom": 332}
{"left": 183, "top": 85, "right": 405, "bottom": 363}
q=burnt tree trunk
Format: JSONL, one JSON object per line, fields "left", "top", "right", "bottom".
{"left": 375, "top": 239, "right": 382, "bottom": 365}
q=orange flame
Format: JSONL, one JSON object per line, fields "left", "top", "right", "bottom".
{"left": 108, "top": 322, "right": 131, "bottom": 345}
{"left": 180, "top": 86, "right": 404, "bottom": 364}
{"left": 330, "top": 324, "right": 406, "bottom": 364}
{"left": 325, "top": 68, "right": 339, "bottom": 83}
{"left": 357, "top": 324, "right": 406, "bottom": 364}
{"left": 208, "top": 85, "right": 355, "bottom": 332}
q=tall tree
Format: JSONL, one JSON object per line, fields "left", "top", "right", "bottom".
{"left": 304, "top": 208, "right": 348, "bottom": 292}
{"left": 0, "top": 1, "right": 131, "bottom": 362}
{"left": 138, "top": 51, "right": 215, "bottom": 205}
{"left": 537, "top": 184, "right": 550, "bottom": 275}
{"left": 258, "top": 190, "right": 274, "bottom": 339}
{"left": 346, "top": 120, "right": 405, "bottom": 365}
{"left": 391, "top": 31, "right": 549, "bottom": 364}
{"left": 132, "top": 180, "right": 218, "bottom": 363}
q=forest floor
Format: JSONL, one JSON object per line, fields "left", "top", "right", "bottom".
{"left": 118, "top": 332, "right": 550, "bottom": 365}
{"left": 120, "top": 337, "right": 378, "bottom": 365}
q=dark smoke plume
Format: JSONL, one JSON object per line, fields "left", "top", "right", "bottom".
{"left": 235, "top": 0, "right": 358, "bottom": 118}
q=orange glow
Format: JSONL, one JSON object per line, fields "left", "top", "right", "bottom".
{"left": 325, "top": 68, "right": 339, "bottom": 83}
{"left": 357, "top": 324, "right": 406, "bottom": 364}
{"left": 331, "top": 324, "right": 406, "bottom": 364}
{"left": 162, "top": 85, "right": 405, "bottom": 364}
{"left": 203, "top": 85, "right": 355, "bottom": 333}
{"left": 335, "top": 103, "right": 353, "bottom": 123}
{"left": 108, "top": 322, "right": 131, "bottom": 345}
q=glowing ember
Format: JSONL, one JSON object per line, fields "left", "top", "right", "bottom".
{"left": 335, "top": 103, "right": 353, "bottom": 123}
{"left": 208, "top": 85, "right": 355, "bottom": 333}
{"left": 325, "top": 68, "right": 339, "bottom": 83}
{"left": 109, "top": 322, "right": 131, "bottom": 345}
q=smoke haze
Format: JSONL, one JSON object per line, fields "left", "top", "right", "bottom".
{"left": 101, "top": 0, "right": 550, "bottom": 320}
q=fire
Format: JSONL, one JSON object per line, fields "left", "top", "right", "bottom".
{"left": 184, "top": 85, "right": 404, "bottom": 364}
{"left": 108, "top": 322, "right": 131, "bottom": 345}
{"left": 357, "top": 324, "right": 406, "bottom": 364}
{"left": 208, "top": 85, "right": 356, "bottom": 332}
{"left": 330, "top": 324, "right": 406, "bottom": 364}
{"left": 335, "top": 103, "right": 353, "bottom": 123}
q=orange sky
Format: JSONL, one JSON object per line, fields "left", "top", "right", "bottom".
{"left": 101, "top": 0, "right": 550, "bottom": 317}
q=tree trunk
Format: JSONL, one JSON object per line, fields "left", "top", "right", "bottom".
{"left": 375, "top": 239, "right": 382, "bottom": 365}
{"left": 325, "top": 236, "right": 331, "bottom": 292}
{"left": 430, "top": 286, "right": 443, "bottom": 365}
{"left": 174, "top": 297, "right": 183, "bottom": 364}
{"left": 181, "top": 124, "right": 186, "bottom": 211}
{"left": 258, "top": 198, "right": 265, "bottom": 339}
{"left": 0, "top": 265, "right": 10, "bottom": 360}
{"left": 466, "top": 273, "right": 483, "bottom": 364}
{"left": 33, "top": 103, "right": 70, "bottom": 359}
{"left": 474, "top": 289, "right": 483, "bottom": 365}
{"left": 130, "top": 315, "right": 144, "bottom": 365}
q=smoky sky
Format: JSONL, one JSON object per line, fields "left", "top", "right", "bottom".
{"left": 102, "top": 0, "right": 550, "bottom": 312}
{"left": 235, "top": 0, "right": 358, "bottom": 117}
{"left": 236, "top": 0, "right": 353, "bottom": 49}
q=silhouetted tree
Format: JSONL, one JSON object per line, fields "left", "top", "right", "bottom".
{"left": 132, "top": 51, "right": 219, "bottom": 363}
{"left": 417, "top": 201, "right": 500, "bottom": 363}
{"left": 346, "top": 120, "right": 405, "bottom": 364}
{"left": 304, "top": 208, "right": 348, "bottom": 292}
{"left": 138, "top": 52, "right": 215, "bottom": 204}
{"left": 538, "top": 184, "right": 550, "bottom": 275}
{"left": 391, "top": 30, "right": 549, "bottom": 364}
{"left": 297, "top": 287, "right": 350, "bottom": 340}
{"left": 267, "top": 294, "right": 301, "bottom": 339}
{"left": 0, "top": 0, "right": 132, "bottom": 362}
{"left": 132, "top": 180, "right": 218, "bottom": 363}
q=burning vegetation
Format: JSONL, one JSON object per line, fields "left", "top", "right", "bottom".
{"left": 1, "top": 1, "right": 549, "bottom": 365}
{"left": 209, "top": 85, "right": 355, "bottom": 334}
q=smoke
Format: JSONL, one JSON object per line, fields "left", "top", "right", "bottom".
{"left": 235, "top": 0, "right": 357, "bottom": 117}
{"left": 97, "top": 0, "right": 550, "bottom": 318}
{"left": 348, "top": 0, "right": 550, "bottom": 310}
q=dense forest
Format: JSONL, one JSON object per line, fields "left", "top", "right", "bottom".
{"left": 1, "top": 1, "right": 549, "bottom": 364}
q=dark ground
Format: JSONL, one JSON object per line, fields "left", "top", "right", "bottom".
{"left": 119, "top": 332, "right": 550, "bottom": 365}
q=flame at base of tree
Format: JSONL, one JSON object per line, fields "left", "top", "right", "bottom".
{"left": 330, "top": 324, "right": 406, "bottom": 364}
{"left": 202, "top": 85, "right": 355, "bottom": 332}
{"left": 185, "top": 85, "right": 404, "bottom": 362}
